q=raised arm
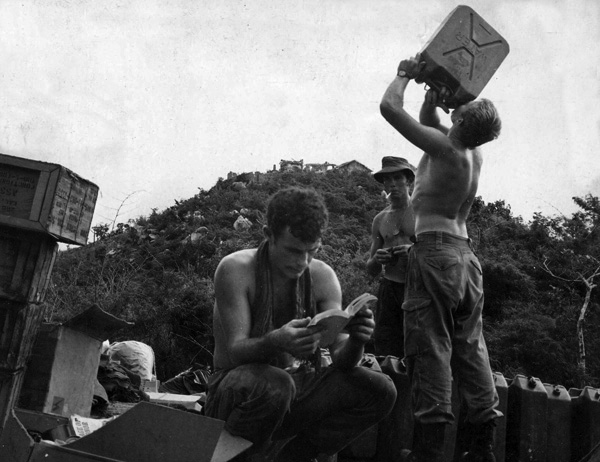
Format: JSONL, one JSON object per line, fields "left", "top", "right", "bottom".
{"left": 380, "top": 56, "right": 452, "bottom": 155}
{"left": 420, "top": 89, "right": 449, "bottom": 135}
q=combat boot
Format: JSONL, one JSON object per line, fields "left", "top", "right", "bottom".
{"left": 460, "top": 420, "right": 496, "bottom": 462}
{"left": 399, "top": 422, "right": 447, "bottom": 462}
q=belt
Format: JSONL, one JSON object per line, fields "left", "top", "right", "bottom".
{"left": 412, "top": 231, "right": 472, "bottom": 248}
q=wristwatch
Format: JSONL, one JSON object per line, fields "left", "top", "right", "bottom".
{"left": 397, "top": 69, "right": 410, "bottom": 78}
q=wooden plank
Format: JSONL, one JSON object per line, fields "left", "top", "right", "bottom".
{"left": 44, "top": 167, "right": 65, "bottom": 236}
{"left": 0, "top": 369, "right": 26, "bottom": 435}
{"left": 27, "top": 236, "right": 57, "bottom": 304}
{"left": 0, "top": 301, "right": 47, "bottom": 370}
{"left": 35, "top": 241, "right": 57, "bottom": 303}
{"left": 8, "top": 234, "right": 31, "bottom": 295}
{"left": 29, "top": 170, "right": 51, "bottom": 222}
{"left": 0, "top": 216, "right": 46, "bottom": 233}
{"left": 0, "top": 229, "right": 58, "bottom": 303}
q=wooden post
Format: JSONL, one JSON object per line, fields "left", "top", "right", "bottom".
{"left": 0, "top": 153, "right": 98, "bottom": 434}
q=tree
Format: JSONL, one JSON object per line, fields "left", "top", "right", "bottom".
{"left": 43, "top": 169, "right": 600, "bottom": 387}
{"left": 536, "top": 195, "right": 600, "bottom": 381}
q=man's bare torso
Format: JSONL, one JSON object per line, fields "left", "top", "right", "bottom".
{"left": 411, "top": 147, "right": 482, "bottom": 237}
{"left": 374, "top": 205, "right": 414, "bottom": 282}
{"left": 213, "top": 249, "right": 294, "bottom": 370}
{"left": 212, "top": 248, "right": 332, "bottom": 371}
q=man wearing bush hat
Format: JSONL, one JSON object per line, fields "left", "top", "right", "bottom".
{"left": 372, "top": 156, "right": 416, "bottom": 184}
{"left": 367, "top": 156, "right": 416, "bottom": 358}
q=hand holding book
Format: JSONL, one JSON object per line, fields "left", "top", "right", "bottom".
{"left": 308, "top": 293, "right": 377, "bottom": 347}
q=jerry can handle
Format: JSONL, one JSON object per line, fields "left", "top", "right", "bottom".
{"left": 552, "top": 385, "right": 561, "bottom": 396}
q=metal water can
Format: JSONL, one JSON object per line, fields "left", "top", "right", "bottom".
{"left": 506, "top": 375, "right": 548, "bottom": 461}
{"left": 570, "top": 386, "right": 600, "bottom": 462}
{"left": 416, "top": 5, "right": 510, "bottom": 108}
{"left": 543, "top": 383, "right": 571, "bottom": 462}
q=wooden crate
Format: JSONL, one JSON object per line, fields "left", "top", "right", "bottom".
{"left": 0, "top": 301, "right": 47, "bottom": 371}
{"left": 0, "top": 153, "right": 99, "bottom": 246}
{"left": 0, "top": 228, "right": 58, "bottom": 304}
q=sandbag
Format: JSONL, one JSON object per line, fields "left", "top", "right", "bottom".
{"left": 106, "top": 341, "right": 155, "bottom": 381}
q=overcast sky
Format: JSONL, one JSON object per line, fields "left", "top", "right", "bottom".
{"left": 1, "top": 0, "right": 599, "bottom": 237}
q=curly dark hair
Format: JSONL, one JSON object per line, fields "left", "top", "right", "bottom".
{"left": 460, "top": 98, "right": 501, "bottom": 149}
{"left": 266, "top": 187, "right": 329, "bottom": 242}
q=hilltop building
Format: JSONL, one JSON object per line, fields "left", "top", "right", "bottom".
{"left": 279, "top": 159, "right": 304, "bottom": 172}
{"left": 336, "top": 160, "right": 371, "bottom": 175}
{"left": 304, "top": 162, "right": 336, "bottom": 173}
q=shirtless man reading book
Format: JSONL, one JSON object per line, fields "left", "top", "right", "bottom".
{"left": 205, "top": 186, "right": 396, "bottom": 462}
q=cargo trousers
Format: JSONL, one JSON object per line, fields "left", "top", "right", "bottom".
{"left": 402, "top": 231, "right": 501, "bottom": 425}
{"left": 204, "top": 361, "right": 396, "bottom": 458}
{"left": 373, "top": 278, "right": 406, "bottom": 358}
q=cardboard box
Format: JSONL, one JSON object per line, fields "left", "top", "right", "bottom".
{"left": 0, "top": 153, "right": 99, "bottom": 245}
{"left": 0, "top": 403, "right": 252, "bottom": 462}
{"left": 19, "top": 305, "right": 132, "bottom": 417}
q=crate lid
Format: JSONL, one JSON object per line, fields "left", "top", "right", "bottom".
{"left": 63, "top": 304, "right": 132, "bottom": 340}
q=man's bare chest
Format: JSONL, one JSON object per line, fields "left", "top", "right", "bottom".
{"left": 380, "top": 209, "right": 412, "bottom": 241}
{"left": 272, "top": 284, "right": 297, "bottom": 327}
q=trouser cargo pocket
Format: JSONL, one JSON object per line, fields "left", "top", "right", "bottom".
{"left": 402, "top": 298, "right": 432, "bottom": 357}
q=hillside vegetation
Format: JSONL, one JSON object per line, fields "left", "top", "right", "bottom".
{"left": 42, "top": 169, "right": 600, "bottom": 388}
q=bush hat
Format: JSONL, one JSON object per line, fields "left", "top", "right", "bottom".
{"left": 373, "top": 156, "right": 416, "bottom": 183}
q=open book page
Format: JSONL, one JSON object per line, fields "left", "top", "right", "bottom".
{"left": 308, "top": 293, "right": 377, "bottom": 347}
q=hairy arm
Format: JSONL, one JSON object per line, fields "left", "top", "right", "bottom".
{"left": 213, "top": 253, "right": 321, "bottom": 367}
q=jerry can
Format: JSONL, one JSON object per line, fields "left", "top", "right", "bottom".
{"left": 416, "top": 5, "right": 510, "bottom": 108}
{"left": 570, "top": 386, "right": 600, "bottom": 462}
{"left": 494, "top": 372, "right": 509, "bottom": 462}
{"left": 376, "top": 355, "right": 414, "bottom": 461}
{"left": 543, "top": 383, "right": 571, "bottom": 462}
{"left": 506, "top": 375, "right": 548, "bottom": 461}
